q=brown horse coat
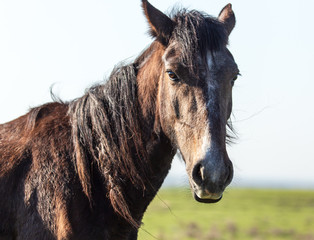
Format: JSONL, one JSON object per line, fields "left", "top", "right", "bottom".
{"left": 0, "top": 1, "right": 238, "bottom": 239}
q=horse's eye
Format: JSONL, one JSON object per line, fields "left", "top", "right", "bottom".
{"left": 166, "top": 70, "right": 179, "bottom": 81}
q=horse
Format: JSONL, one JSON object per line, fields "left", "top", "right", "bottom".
{"left": 0, "top": 1, "right": 239, "bottom": 239}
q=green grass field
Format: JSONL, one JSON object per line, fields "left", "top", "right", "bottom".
{"left": 138, "top": 188, "right": 314, "bottom": 240}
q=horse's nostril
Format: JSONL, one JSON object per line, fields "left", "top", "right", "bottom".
{"left": 192, "top": 162, "right": 205, "bottom": 185}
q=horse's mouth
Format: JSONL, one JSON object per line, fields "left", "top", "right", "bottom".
{"left": 193, "top": 191, "right": 223, "bottom": 204}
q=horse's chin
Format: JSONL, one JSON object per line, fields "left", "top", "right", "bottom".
{"left": 193, "top": 192, "right": 223, "bottom": 204}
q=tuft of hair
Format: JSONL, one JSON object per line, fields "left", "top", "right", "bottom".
{"left": 170, "top": 9, "right": 228, "bottom": 75}
{"left": 226, "top": 118, "right": 237, "bottom": 145}
{"left": 68, "top": 64, "right": 149, "bottom": 228}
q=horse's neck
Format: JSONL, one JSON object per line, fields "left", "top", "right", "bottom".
{"left": 136, "top": 41, "right": 176, "bottom": 188}
{"left": 146, "top": 132, "right": 176, "bottom": 189}
{"left": 136, "top": 42, "right": 164, "bottom": 124}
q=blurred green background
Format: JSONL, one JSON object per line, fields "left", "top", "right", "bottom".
{"left": 138, "top": 188, "right": 314, "bottom": 240}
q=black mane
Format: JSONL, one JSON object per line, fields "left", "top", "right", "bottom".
{"left": 69, "top": 64, "right": 149, "bottom": 227}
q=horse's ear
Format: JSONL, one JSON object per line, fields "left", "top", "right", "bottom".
{"left": 142, "top": 0, "right": 174, "bottom": 45}
{"left": 218, "top": 3, "right": 236, "bottom": 35}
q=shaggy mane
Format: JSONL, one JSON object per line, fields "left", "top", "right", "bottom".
{"left": 69, "top": 64, "right": 149, "bottom": 227}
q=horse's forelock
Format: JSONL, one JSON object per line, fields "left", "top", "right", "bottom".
{"left": 170, "top": 9, "right": 228, "bottom": 75}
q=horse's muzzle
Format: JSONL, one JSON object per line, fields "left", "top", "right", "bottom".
{"left": 191, "top": 156, "right": 233, "bottom": 203}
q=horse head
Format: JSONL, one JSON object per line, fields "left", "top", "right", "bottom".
{"left": 141, "top": 0, "right": 239, "bottom": 203}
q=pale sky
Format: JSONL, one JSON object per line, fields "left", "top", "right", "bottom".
{"left": 0, "top": 0, "right": 313, "bottom": 188}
